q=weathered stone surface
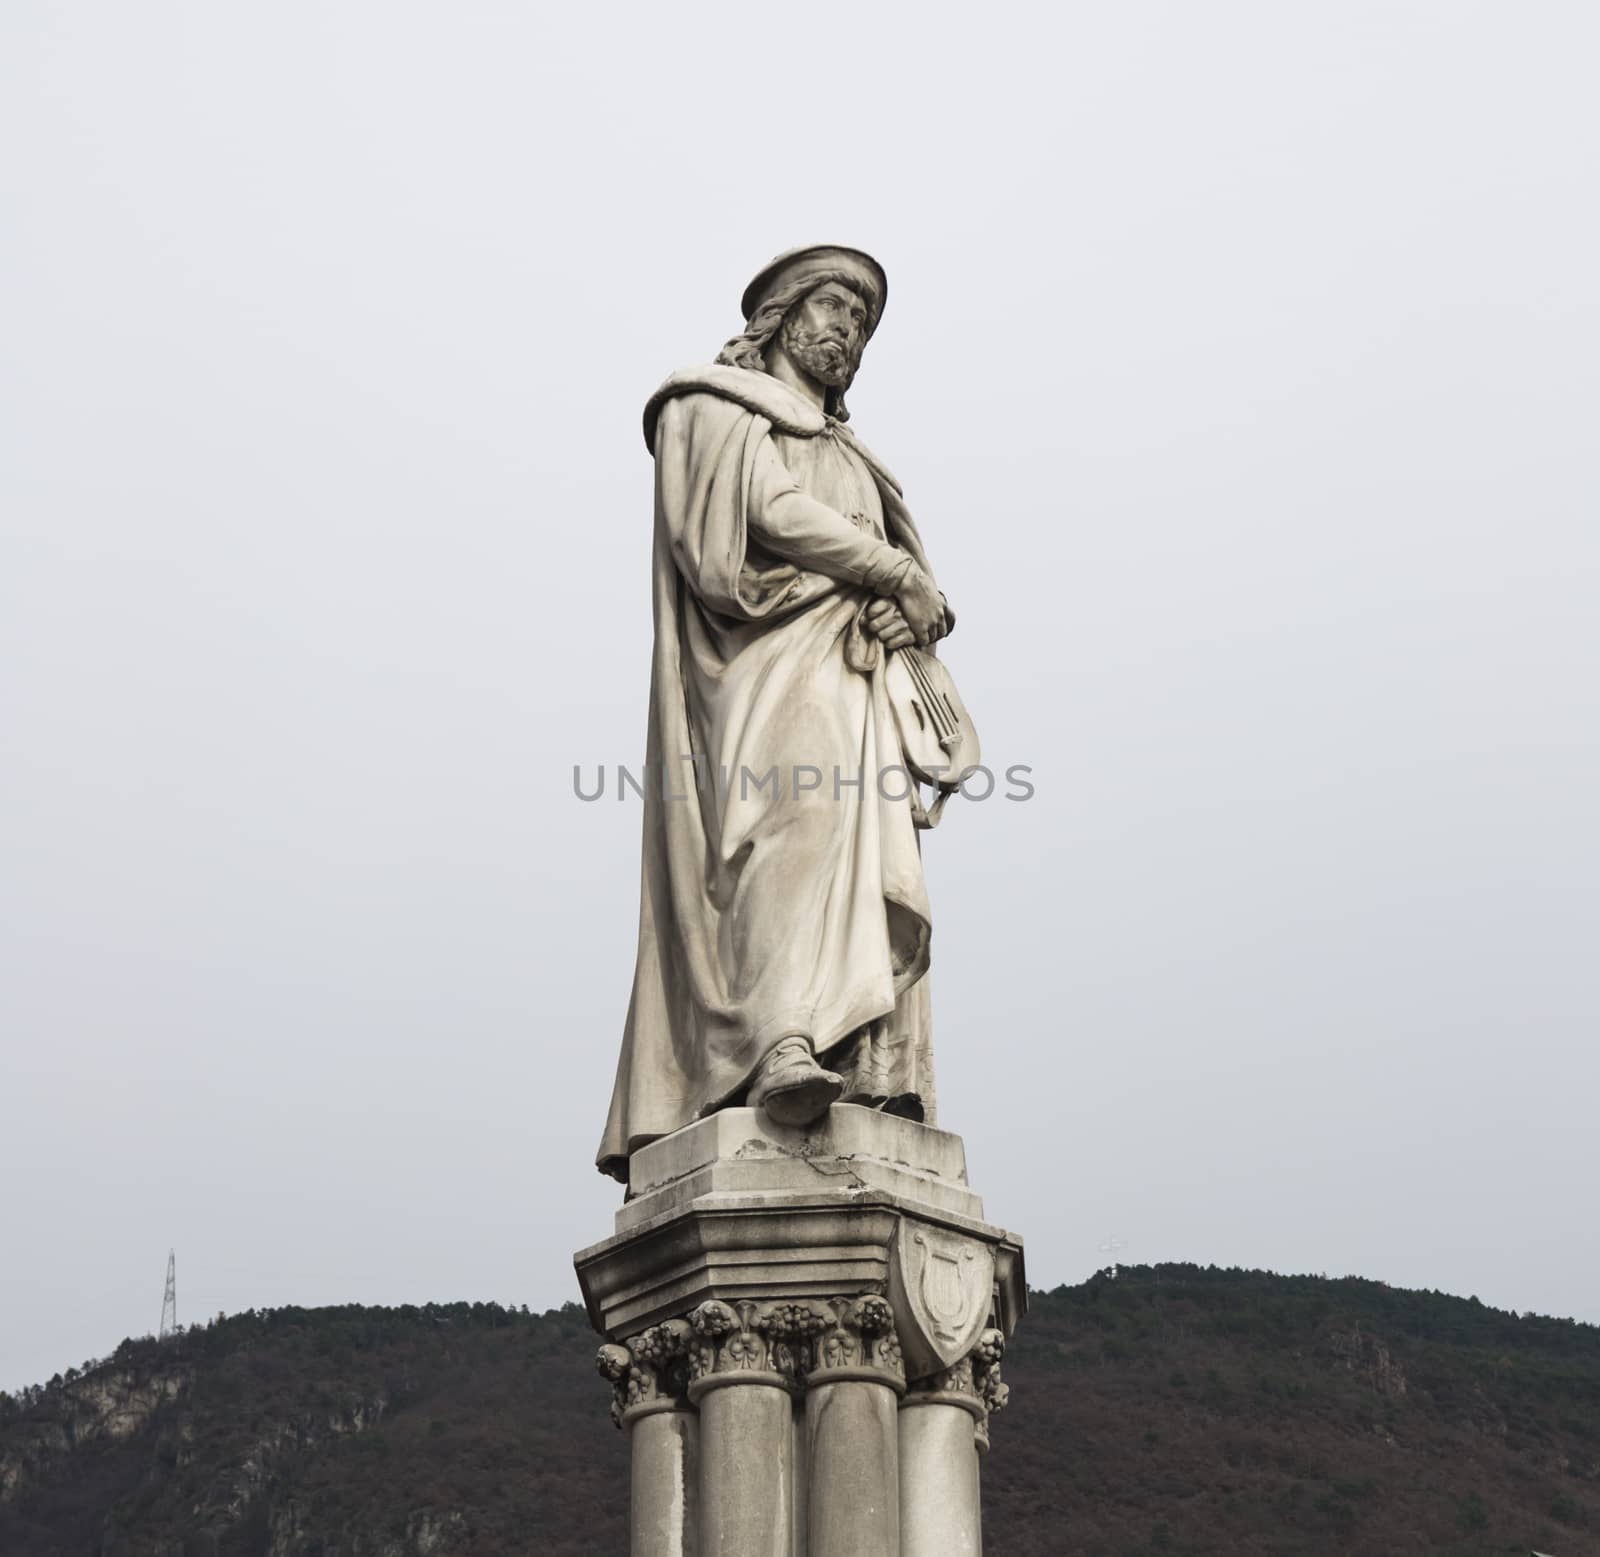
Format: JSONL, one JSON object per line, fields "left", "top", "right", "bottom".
{"left": 806, "top": 1379, "right": 899, "bottom": 1557}
{"left": 577, "top": 1107, "right": 1024, "bottom": 1553}
{"left": 622, "top": 1105, "right": 982, "bottom": 1228}
{"left": 890, "top": 1218, "right": 997, "bottom": 1377}
{"left": 696, "top": 1382, "right": 794, "bottom": 1557}
{"left": 900, "top": 1399, "right": 981, "bottom": 1557}
{"left": 629, "top": 1409, "right": 698, "bottom": 1557}
{"left": 576, "top": 1107, "right": 1024, "bottom": 1347}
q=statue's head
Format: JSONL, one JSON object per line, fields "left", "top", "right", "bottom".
{"left": 775, "top": 279, "right": 870, "bottom": 393}
{"left": 717, "top": 245, "right": 887, "bottom": 420}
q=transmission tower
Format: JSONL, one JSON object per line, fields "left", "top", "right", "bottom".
{"left": 158, "top": 1250, "right": 177, "bottom": 1340}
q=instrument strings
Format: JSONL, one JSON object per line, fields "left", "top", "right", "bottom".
{"left": 902, "top": 650, "right": 961, "bottom": 752}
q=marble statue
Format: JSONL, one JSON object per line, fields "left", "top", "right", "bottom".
{"left": 597, "top": 245, "right": 959, "bottom": 1182}
{"left": 576, "top": 249, "right": 1025, "bottom": 1557}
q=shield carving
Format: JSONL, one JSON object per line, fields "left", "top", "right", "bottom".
{"left": 889, "top": 1221, "right": 995, "bottom": 1376}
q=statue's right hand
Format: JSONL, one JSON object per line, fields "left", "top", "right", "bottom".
{"left": 895, "top": 566, "right": 946, "bottom": 646}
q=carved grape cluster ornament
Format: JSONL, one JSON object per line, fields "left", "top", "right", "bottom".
{"left": 755, "top": 1301, "right": 829, "bottom": 1378}
{"left": 687, "top": 1299, "right": 767, "bottom": 1380}
{"left": 599, "top": 1290, "right": 912, "bottom": 1419}
{"left": 595, "top": 1318, "right": 692, "bottom": 1427}
{"left": 598, "top": 1295, "right": 1009, "bottom": 1434}
{"left": 809, "top": 1293, "right": 904, "bottom": 1385}
{"left": 901, "top": 1325, "right": 1011, "bottom": 1448}
{"left": 973, "top": 1327, "right": 1009, "bottom": 1415}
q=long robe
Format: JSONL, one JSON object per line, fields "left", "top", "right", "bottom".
{"left": 596, "top": 364, "right": 943, "bottom": 1180}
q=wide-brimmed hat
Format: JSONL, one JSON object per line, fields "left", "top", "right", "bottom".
{"left": 740, "top": 245, "right": 888, "bottom": 336}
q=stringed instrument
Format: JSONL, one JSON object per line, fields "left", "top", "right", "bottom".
{"left": 885, "top": 646, "right": 981, "bottom": 825}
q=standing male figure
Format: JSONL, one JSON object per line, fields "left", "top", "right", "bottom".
{"left": 597, "top": 246, "right": 955, "bottom": 1183}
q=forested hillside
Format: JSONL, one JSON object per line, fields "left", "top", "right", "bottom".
{"left": 2, "top": 1265, "right": 1596, "bottom": 1555}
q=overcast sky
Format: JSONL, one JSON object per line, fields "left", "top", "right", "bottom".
{"left": 3, "top": 1, "right": 1596, "bottom": 1393}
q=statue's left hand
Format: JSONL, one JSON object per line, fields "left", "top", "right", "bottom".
{"left": 863, "top": 597, "right": 917, "bottom": 652}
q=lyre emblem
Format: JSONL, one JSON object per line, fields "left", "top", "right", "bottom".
{"left": 891, "top": 1223, "right": 995, "bottom": 1375}
{"left": 921, "top": 1248, "right": 968, "bottom": 1341}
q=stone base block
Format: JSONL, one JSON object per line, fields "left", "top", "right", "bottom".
{"left": 621, "top": 1105, "right": 985, "bottom": 1227}
{"left": 577, "top": 1105, "right": 1024, "bottom": 1365}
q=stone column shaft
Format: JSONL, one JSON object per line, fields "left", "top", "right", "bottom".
{"left": 799, "top": 1293, "right": 906, "bottom": 1557}
{"left": 899, "top": 1399, "right": 981, "bottom": 1557}
{"left": 629, "top": 1405, "right": 699, "bottom": 1557}
{"left": 790, "top": 1396, "right": 809, "bottom": 1557}
{"left": 804, "top": 1378, "right": 899, "bottom": 1557}
{"left": 694, "top": 1378, "right": 795, "bottom": 1557}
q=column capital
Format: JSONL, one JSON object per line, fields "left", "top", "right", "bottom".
{"left": 802, "top": 1293, "right": 905, "bottom": 1392}
{"left": 596, "top": 1317, "right": 694, "bottom": 1428}
{"left": 680, "top": 1292, "right": 905, "bottom": 1398}
{"left": 684, "top": 1298, "right": 803, "bottom": 1400}
{"left": 903, "top": 1327, "right": 1011, "bottom": 1446}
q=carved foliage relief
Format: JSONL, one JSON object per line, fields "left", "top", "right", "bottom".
{"left": 599, "top": 1304, "right": 1010, "bottom": 1439}
{"left": 910, "top": 1326, "right": 1011, "bottom": 1445}
{"left": 596, "top": 1317, "right": 692, "bottom": 1427}
{"left": 598, "top": 1291, "right": 911, "bottom": 1423}
{"left": 686, "top": 1293, "right": 905, "bottom": 1389}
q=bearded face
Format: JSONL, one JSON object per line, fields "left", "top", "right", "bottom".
{"left": 778, "top": 280, "right": 869, "bottom": 391}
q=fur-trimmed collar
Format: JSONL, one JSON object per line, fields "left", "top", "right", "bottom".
{"left": 642, "top": 364, "right": 903, "bottom": 495}
{"left": 643, "top": 364, "right": 825, "bottom": 450}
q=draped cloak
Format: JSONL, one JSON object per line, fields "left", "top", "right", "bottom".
{"left": 596, "top": 364, "right": 944, "bottom": 1180}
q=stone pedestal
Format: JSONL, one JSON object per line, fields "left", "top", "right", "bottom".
{"left": 575, "top": 1105, "right": 1024, "bottom": 1556}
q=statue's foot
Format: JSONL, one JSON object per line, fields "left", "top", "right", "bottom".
{"left": 748, "top": 1037, "right": 843, "bottom": 1128}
